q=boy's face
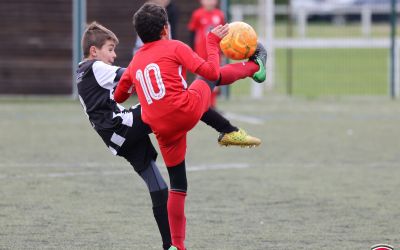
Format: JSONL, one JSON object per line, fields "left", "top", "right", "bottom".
{"left": 90, "top": 40, "right": 117, "bottom": 65}
{"left": 150, "top": 0, "right": 170, "bottom": 7}
{"left": 201, "top": 0, "right": 218, "bottom": 10}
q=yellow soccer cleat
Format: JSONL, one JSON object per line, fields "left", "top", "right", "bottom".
{"left": 218, "top": 129, "right": 261, "bottom": 148}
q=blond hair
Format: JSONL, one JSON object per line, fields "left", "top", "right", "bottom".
{"left": 81, "top": 22, "right": 119, "bottom": 58}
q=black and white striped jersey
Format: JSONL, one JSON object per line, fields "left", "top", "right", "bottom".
{"left": 76, "top": 60, "right": 133, "bottom": 155}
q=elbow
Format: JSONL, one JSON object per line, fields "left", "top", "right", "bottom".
{"left": 208, "top": 70, "right": 220, "bottom": 81}
{"left": 114, "top": 88, "right": 129, "bottom": 103}
{"left": 114, "top": 96, "right": 123, "bottom": 103}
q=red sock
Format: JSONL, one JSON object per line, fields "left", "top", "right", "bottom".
{"left": 210, "top": 88, "right": 219, "bottom": 108}
{"left": 219, "top": 61, "right": 259, "bottom": 86}
{"left": 168, "top": 190, "right": 187, "bottom": 250}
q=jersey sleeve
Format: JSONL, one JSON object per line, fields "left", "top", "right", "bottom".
{"left": 114, "top": 64, "right": 135, "bottom": 103}
{"left": 175, "top": 33, "right": 221, "bottom": 81}
{"left": 190, "top": 32, "right": 222, "bottom": 81}
{"left": 174, "top": 41, "right": 205, "bottom": 73}
{"left": 92, "top": 61, "right": 120, "bottom": 89}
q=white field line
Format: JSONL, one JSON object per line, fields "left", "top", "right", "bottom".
{"left": 223, "top": 112, "right": 265, "bottom": 125}
{"left": 0, "top": 163, "right": 251, "bottom": 180}
{"left": 0, "top": 162, "right": 397, "bottom": 180}
{"left": 1, "top": 162, "right": 397, "bottom": 170}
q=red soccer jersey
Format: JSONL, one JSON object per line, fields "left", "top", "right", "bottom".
{"left": 116, "top": 34, "right": 221, "bottom": 128}
{"left": 188, "top": 7, "right": 225, "bottom": 60}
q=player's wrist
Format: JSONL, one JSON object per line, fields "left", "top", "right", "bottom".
{"left": 207, "top": 32, "right": 222, "bottom": 43}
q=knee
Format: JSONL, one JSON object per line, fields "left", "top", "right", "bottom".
{"left": 150, "top": 188, "right": 169, "bottom": 208}
{"left": 139, "top": 160, "right": 168, "bottom": 192}
{"left": 198, "top": 76, "right": 219, "bottom": 92}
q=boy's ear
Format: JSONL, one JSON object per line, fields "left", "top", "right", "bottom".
{"left": 162, "top": 25, "right": 168, "bottom": 35}
{"left": 89, "top": 45, "right": 97, "bottom": 57}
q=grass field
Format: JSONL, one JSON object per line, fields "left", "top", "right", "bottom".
{"left": 229, "top": 46, "right": 389, "bottom": 97}
{"left": 274, "top": 48, "right": 389, "bottom": 96}
{"left": 230, "top": 47, "right": 389, "bottom": 97}
{"left": 1, "top": 96, "right": 399, "bottom": 249}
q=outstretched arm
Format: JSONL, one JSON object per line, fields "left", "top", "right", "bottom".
{"left": 176, "top": 24, "right": 229, "bottom": 81}
{"left": 194, "top": 24, "right": 229, "bottom": 80}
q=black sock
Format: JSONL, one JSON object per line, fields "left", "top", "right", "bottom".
{"left": 201, "top": 108, "right": 238, "bottom": 134}
{"left": 198, "top": 75, "right": 221, "bottom": 91}
{"left": 150, "top": 189, "right": 171, "bottom": 250}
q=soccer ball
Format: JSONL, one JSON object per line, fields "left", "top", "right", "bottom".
{"left": 219, "top": 21, "right": 258, "bottom": 60}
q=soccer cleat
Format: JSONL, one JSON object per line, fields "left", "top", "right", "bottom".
{"left": 168, "top": 247, "right": 178, "bottom": 250}
{"left": 218, "top": 129, "right": 261, "bottom": 148}
{"left": 249, "top": 42, "right": 267, "bottom": 83}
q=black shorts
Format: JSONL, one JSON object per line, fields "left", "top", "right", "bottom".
{"left": 97, "top": 106, "right": 157, "bottom": 173}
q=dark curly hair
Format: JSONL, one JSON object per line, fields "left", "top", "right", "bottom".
{"left": 133, "top": 3, "right": 168, "bottom": 43}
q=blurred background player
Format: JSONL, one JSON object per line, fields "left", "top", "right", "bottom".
{"left": 188, "top": 0, "right": 225, "bottom": 108}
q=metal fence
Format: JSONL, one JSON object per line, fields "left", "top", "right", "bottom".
{"left": 230, "top": 0, "right": 399, "bottom": 98}
{"left": 2, "top": 0, "right": 398, "bottom": 98}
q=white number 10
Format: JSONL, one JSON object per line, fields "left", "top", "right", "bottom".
{"left": 136, "top": 63, "right": 166, "bottom": 104}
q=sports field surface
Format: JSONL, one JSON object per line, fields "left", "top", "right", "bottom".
{"left": 1, "top": 96, "right": 399, "bottom": 249}
{"left": 231, "top": 48, "right": 389, "bottom": 97}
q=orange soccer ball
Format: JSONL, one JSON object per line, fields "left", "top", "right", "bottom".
{"left": 220, "top": 21, "right": 258, "bottom": 60}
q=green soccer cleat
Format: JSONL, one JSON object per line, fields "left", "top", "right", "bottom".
{"left": 249, "top": 42, "right": 267, "bottom": 83}
{"left": 218, "top": 129, "right": 261, "bottom": 148}
{"left": 168, "top": 247, "right": 178, "bottom": 250}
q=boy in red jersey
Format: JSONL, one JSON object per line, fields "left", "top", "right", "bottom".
{"left": 78, "top": 22, "right": 260, "bottom": 250}
{"left": 114, "top": 3, "right": 266, "bottom": 249}
{"left": 188, "top": 0, "right": 225, "bottom": 108}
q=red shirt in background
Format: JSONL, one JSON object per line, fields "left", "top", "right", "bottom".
{"left": 188, "top": 7, "right": 225, "bottom": 60}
